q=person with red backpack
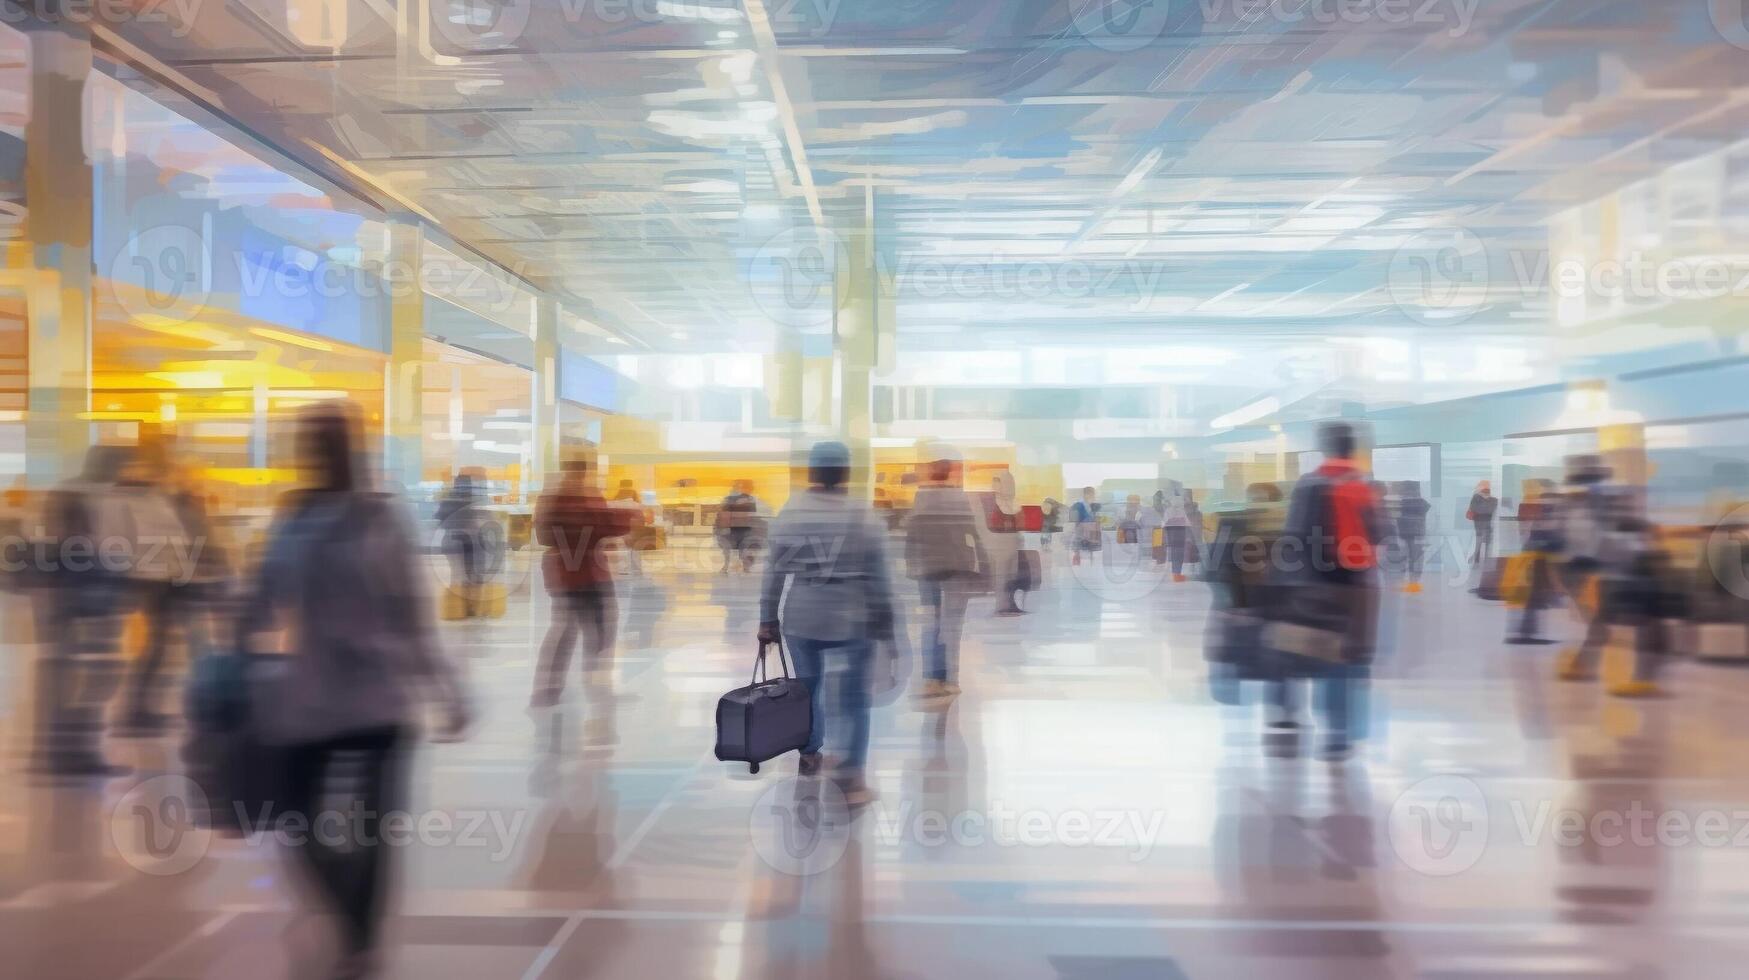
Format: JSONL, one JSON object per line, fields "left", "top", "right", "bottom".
{"left": 1265, "top": 421, "right": 1384, "bottom": 762}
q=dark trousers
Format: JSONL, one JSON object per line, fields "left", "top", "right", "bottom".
{"left": 535, "top": 587, "right": 618, "bottom": 695}
{"left": 1513, "top": 555, "right": 1556, "bottom": 639}
{"left": 1165, "top": 526, "right": 1189, "bottom": 574}
{"left": 32, "top": 584, "right": 127, "bottom": 770}
{"left": 1401, "top": 533, "right": 1425, "bottom": 582}
{"left": 123, "top": 581, "right": 203, "bottom": 722}
{"left": 280, "top": 727, "right": 406, "bottom": 955}
{"left": 1471, "top": 522, "right": 1494, "bottom": 564}
{"left": 720, "top": 527, "right": 753, "bottom": 571}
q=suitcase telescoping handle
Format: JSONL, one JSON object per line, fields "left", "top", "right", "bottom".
{"left": 751, "top": 637, "right": 794, "bottom": 686}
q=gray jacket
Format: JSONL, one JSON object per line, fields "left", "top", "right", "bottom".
{"left": 905, "top": 485, "right": 989, "bottom": 581}
{"left": 760, "top": 489, "right": 895, "bottom": 643}
{"left": 239, "top": 491, "right": 463, "bottom": 744}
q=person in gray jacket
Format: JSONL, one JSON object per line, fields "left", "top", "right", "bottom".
{"left": 904, "top": 442, "right": 988, "bottom": 701}
{"left": 758, "top": 441, "right": 894, "bottom": 804}
{"left": 238, "top": 401, "right": 470, "bottom": 978}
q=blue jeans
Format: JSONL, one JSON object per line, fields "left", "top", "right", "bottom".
{"left": 918, "top": 576, "right": 973, "bottom": 683}
{"left": 786, "top": 635, "right": 872, "bottom": 772}
{"left": 1268, "top": 662, "right": 1367, "bottom": 748}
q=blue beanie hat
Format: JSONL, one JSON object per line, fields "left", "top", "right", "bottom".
{"left": 808, "top": 441, "right": 851, "bottom": 470}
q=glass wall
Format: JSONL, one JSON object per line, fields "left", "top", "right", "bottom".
{"left": 84, "top": 62, "right": 391, "bottom": 495}
{"left": 0, "top": 22, "right": 27, "bottom": 477}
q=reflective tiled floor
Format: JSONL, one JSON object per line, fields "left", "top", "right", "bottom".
{"left": 6, "top": 540, "right": 1749, "bottom": 978}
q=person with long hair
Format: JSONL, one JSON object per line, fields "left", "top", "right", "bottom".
{"left": 238, "top": 401, "right": 470, "bottom": 979}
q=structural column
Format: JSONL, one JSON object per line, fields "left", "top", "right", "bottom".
{"left": 383, "top": 219, "right": 424, "bottom": 491}
{"left": 833, "top": 194, "right": 878, "bottom": 493}
{"left": 531, "top": 295, "right": 560, "bottom": 488}
{"left": 23, "top": 22, "right": 94, "bottom": 485}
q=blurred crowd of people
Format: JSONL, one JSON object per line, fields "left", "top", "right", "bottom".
{"left": 14, "top": 400, "right": 1749, "bottom": 978}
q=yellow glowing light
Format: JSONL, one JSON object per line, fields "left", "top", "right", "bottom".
{"left": 251, "top": 326, "right": 335, "bottom": 352}
{"left": 147, "top": 371, "right": 228, "bottom": 390}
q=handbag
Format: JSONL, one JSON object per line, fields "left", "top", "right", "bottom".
{"left": 1501, "top": 552, "right": 1538, "bottom": 608}
{"left": 714, "top": 639, "right": 813, "bottom": 774}
{"left": 1263, "top": 619, "right": 1348, "bottom": 665}
{"left": 182, "top": 650, "right": 282, "bottom": 835}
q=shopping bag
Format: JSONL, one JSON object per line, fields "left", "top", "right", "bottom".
{"left": 182, "top": 651, "right": 283, "bottom": 835}
{"left": 480, "top": 582, "right": 508, "bottom": 619}
{"left": 440, "top": 587, "right": 468, "bottom": 621}
{"left": 1501, "top": 552, "right": 1538, "bottom": 609}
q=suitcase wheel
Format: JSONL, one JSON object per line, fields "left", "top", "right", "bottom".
{"left": 748, "top": 762, "right": 760, "bottom": 774}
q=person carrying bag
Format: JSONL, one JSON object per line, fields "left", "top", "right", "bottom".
{"left": 1260, "top": 423, "right": 1383, "bottom": 761}
{"left": 225, "top": 401, "right": 470, "bottom": 976}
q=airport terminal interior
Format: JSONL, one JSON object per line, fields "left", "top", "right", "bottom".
{"left": 8, "top": 1, "right": 1749, "bottom": 977}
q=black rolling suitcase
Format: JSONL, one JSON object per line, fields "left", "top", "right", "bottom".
{"left": 1475, "top": 556, "right": 1508, "bottom": 600}
{"left": 715, "top": 639, "right": 813, "bottom": 774}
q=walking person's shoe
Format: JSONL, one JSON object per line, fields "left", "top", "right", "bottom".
{"left": 1608, "top": 679, "right": 1663, "bottom": 698}
{"left": 834, "top": 772, "right": 876, "bottom": 807}
{"left": 1554, "top": 648, "right": 1593, "bottom": 681}
{"left": 798, "top": 751, "right": 824, "bottom": 776}
{"left": 528, "top": 687, "right": 561, "bottom": 709}
{"left": 1318, "top": 741, "right": 1355, "bottom": 764}
{"left": 914, "top": 679, "right": 957, "bottom": 703}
